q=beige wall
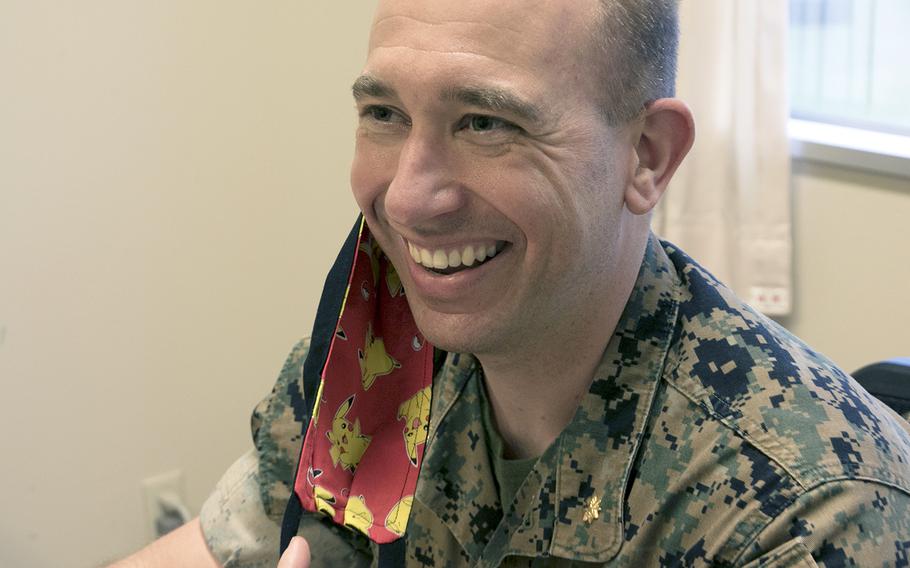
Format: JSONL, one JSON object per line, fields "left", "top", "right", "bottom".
{"left": 2, "top": 2, "right": 909, "bottom": 567}
{"left": 781, "top": 161, "right": 910, "bottom": 373}
{"left": 0, "top": 2, "right": 373, "bottom": 566}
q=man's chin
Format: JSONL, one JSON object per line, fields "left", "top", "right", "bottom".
{"left": 412, "top": 313, "right": 495, "bottom": 356}
{"left": 419, "top": 328, "right": 481, "bottom": 356}
{"left": 405, "top": 293, "right": 524, "bottom": 358}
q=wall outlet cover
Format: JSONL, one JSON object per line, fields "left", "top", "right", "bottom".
{"left": 141, "top": 469, "right": 191, "bottom": 541}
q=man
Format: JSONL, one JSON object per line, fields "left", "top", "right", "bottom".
{"left": 115, "top": 0, "right": 910, "bottom": 566}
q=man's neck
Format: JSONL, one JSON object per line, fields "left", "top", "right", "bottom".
{"left": 475, "top": 240, "right": 647, "bottom": 460}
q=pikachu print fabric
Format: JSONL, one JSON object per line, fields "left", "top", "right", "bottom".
{"left": 293, "top": 220, "right": 434, "bottom": 544}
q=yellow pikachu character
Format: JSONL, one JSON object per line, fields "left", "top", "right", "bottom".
{"left": 398, "top": 386, "right": 431, "bottom": 466}
{"left": 385, "top": 495, "right": 414, "bottom": 536}
{"left": 343, "top": 495, "right": 374, "bottom": 536}
{"left": 313, "top": 485, "right": 337, "bottom": 518}
{"left": 306, "top": 467, "right": 337, "bottom": 517}
{"left": 358, "top": 323, "right": 401, "bottom": 391}
{"left": 325, "top": 395, "right": 371, "bottom": 472}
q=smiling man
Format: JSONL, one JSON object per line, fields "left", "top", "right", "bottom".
{"left": 115, "top": 1, "right": 910, "bottom": 567}
{"left": 348, "top": 0, "right": 687, "bottom": 464}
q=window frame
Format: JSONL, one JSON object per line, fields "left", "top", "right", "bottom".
{"left": 788, "top": 118, "right": 910, "bottom": 179}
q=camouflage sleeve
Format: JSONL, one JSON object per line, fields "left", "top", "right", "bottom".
{"left": 200, "top": 449, "right": 279, "bottom": 567}
{"left": 735, "top": 480, "right": 910, "bottom": 567}
{"left": 249, "top": 337, "right": 313, "bottom": 523}
{"left": 199, "top": 338, "right": 372, "bottom": 567}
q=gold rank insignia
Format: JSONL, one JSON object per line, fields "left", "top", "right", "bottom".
{"left": 582, "top": 495, "right": 602, "bottom": 524}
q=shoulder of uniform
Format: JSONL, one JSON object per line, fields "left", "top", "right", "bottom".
{"left": 732, "top": 479, "right": 910, "bottom": 566}
{"left": 252, "top": 337, "right": 312, "bottom": 434}
{"left": 660, "top": 243, "right": 910, "bottom": 492}
{"left": 249, "top": 337, "right": 312, "bottom": 522}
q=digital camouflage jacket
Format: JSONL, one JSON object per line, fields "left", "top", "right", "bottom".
{"left": 201, "top": 235, "right": 910, "bottom": 567}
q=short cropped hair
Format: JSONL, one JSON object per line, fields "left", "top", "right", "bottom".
{"left": 594, "top": 0, "right": 680, "bottom": 124}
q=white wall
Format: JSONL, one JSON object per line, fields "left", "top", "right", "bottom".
{"left": 0, "top": 3, "right": 374, "bottom": 566}
{"left": 2, "top": 2, "right": 909, "bottom": 567}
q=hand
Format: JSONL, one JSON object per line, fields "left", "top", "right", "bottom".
{"left": 277, "top": 536, "right": 311, "bottom": 568}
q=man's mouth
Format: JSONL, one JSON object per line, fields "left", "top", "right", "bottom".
{"left": 407, "top": 240, "right": 508, "bottom": 276}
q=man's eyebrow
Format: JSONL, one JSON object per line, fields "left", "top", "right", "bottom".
{"left": 352, "top": 76, "right": 546, "bottom": 125}
{"left": 352, "top": 75, "right": 397, "bottom": 101}
{"left": 443, "top": 85, "right": 544, "bottom": 124}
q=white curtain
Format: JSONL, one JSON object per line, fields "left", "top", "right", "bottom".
{"left": 654, "top": 0, "right": 792, "bottom": 316}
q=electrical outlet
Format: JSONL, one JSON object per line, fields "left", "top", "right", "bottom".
{"left": 141, "top": 470, "right": 191, "bottom": 541}
{"left": 748, "top": 286, "right": 791, "bottom": 316}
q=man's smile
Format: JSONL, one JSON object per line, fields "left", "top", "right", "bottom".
{"left": 405, "top": 239, "right": 509, "bottom": 275}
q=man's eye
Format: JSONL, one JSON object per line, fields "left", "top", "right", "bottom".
{"left": 368, "top": 106, "right": 395, "bottom": 122}
{"left": 467, "top": 115, "right": 508, "bottom": 132}
{"left": 360, "top": 105, "right": 408, "bottom": 126}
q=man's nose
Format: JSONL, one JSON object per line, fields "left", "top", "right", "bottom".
{"left": 383, "top": 131, "right": 466, "bottom": 229}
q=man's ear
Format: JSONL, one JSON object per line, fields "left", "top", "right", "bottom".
{"left": 625, "top": 98, "right": 695, "bottom": 215}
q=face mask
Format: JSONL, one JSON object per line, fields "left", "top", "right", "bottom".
{"left": 280, "top": 216, "right": 435, "bottom": 557}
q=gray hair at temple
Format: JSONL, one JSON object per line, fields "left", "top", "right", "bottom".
{"left": 594, "top": 0, "right": 680, "bottom": 124}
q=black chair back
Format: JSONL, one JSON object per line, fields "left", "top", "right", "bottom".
{"left": 852, "top": 358, "right": 910, "bottom": 421}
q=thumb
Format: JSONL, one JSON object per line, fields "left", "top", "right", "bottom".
{"left": 277, "top": 536, "right": 311, "bottom": 568}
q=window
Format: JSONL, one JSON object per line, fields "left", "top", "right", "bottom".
{"left": 788, "top": 0, "right": 910, "bottom": 177}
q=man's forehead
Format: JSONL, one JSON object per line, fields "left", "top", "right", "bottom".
{"left": 372, "top": 0, "right": 587, "bottom": 28}
{"left": 368, "top": 0, "right": 601, "bottom": 57}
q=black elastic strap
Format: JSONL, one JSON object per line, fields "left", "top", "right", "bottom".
{"left": 280, "top": 493, "right": 304, "bottom": 555}
{"left": 378, "top": 536, "right": 407, "bottom": 567}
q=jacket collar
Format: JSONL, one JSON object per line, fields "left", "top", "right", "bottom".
{"left": 416, "top": 234, "right": 682, "bottom": 565}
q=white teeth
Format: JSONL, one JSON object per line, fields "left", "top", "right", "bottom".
{"left": 448, "top": 250, "right": 461, "bottom": 268}
{"left": 475, "top": 246, "right": 488, "bottom": 264}
{"left": 432, "top": 250, "right": 448, "bottom": 269}
{"left": 462, "top": 246, "right": 475, "bottom": 267}
{"left": 408, "top": 240, "right": 504, "bottom": 272}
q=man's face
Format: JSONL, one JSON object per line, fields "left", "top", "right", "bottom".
{"left": 351, "top": 0, "right": 639, "bottom": 357}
